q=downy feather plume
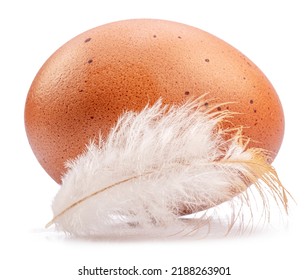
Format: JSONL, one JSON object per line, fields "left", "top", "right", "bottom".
{"left": 47, "top": 97, "right": 289, "bottom": 238}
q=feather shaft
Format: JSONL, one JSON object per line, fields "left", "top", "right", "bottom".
{"left": 46, "top": 174, "right": 143, "bottom": 228}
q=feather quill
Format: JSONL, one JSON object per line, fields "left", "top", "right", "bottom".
{"left": 47, "top": 97, "right": 289, "bottom": 237}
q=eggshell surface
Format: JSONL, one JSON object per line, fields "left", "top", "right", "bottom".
{"left": 25, "top": 19, "right": 284, "bottom": 183}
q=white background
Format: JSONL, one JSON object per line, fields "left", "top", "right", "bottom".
{"left": 1, "top": 0, "right": 307, "bottom": 279}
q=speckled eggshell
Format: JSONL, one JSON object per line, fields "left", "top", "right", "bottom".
{"left": 25, "top": 19, "right": 284, "bottom": 183}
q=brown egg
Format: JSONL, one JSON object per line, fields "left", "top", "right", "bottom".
{"left": 24, "top": 19, "right": 284, "bottom": 184}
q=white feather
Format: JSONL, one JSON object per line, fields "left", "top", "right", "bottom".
{"left": 48, "top": 98, "right": 288, "bottom": 238}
